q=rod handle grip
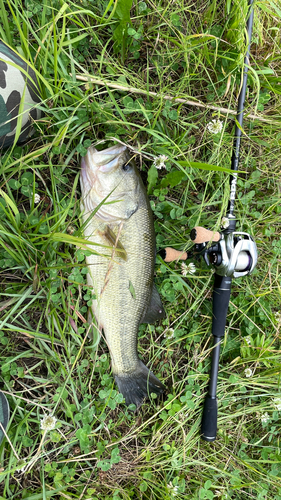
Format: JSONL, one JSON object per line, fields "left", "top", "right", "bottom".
{"left": 190, "top": 226, "right": 221, "bottom": 244}
{"left": 212, "top": 275, "right": 232, "bottom": 338}
{"left": 201, "top": 395, "right": 217, "bottom": 442}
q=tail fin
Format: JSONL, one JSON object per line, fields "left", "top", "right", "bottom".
{"left": 114, "top": 361, "right": 165, "bottom": 408}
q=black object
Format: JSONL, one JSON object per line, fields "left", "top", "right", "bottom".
{"left": 200, "top": 1, "right": 255, "bottom": 442}
{"left": 212, "top": 275, "right": 232, "bottom": 339}
{"left": 0, "top": 391, "right": 10, "bottom": 444}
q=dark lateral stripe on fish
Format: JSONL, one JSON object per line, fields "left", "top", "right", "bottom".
{"left": 114, "top": 361, "right": 165, "bottom": 408}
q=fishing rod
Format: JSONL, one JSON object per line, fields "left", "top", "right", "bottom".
{"left": 160, "top": 0, "right": 257, "bottom": 441}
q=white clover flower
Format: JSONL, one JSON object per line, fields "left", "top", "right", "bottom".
{"left": 274, "top": 311, "right": 281, "bottom": 322}
{"left": 181, "top": 262, "right": 196, "bottom": 276}
{"left": 273, "top": 397, "right": 281, "bottom": 411}
{"left": 40, "top": 414, "right": 57, "bottom": 431}
{"left": 181, "top": 263, "right": 188, "bottom": 276}
{"left": 187, "top": 262, "right": 196, "bottom": 274}
{"left": 67, "top": 225, "right": 75, "bottom": 235}
{"left": 244, "top": 368, "right": 253, "bottom": 378}
{"left": 34, "top": 193, "right": 41, "bottom": 204}
{"left": 260, "top": 412, "right": 270, "bottom": 424}
{"left": 207, "top": 119, "right": 223, "bottom": 134}
{"left": 153, "top": 154, "right": 168, "bottom": 170}
{"left": 164, "top": 328, "right": 175, "bottom": 339}
{"left": 16, "top": 460, "right": 27, "bottom": 473}
{"left": 244, "top": 336, "right": 251, "bottom": 345}
{"left": 179, "top": 410, "right": 189, "bottom": 421}
{"left": 221, "top": 217, "right": 230, "bottom": 229}
{"left": 215, "top": 491, "right": 228, "bottom": 499}
{"left": 167, "top": 482, "right": 179, "bottom": 497}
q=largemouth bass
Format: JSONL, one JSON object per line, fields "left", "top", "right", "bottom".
{"left": 80, "top": 144, "right": 165, "bottom": 408}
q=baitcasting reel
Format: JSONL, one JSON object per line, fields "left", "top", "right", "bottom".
{"left": 190, "top": 225, "right": 258, "bottom": 278}
{"left": 162, "top": 223, "right": 258, "bottom": 279}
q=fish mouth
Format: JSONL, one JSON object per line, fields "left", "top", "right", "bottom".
{"left": 87, "top": 144, "right": 128, "bottom": 172}
{"left": 80, "top": 143, "right": 138, "bottom": 222}
{"left": 80, "top": 144, "right": 129, "bottom": 196}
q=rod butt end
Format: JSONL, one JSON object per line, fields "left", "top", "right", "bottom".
{"left": 201, "top": 395, "right": 217, "bottom": 442}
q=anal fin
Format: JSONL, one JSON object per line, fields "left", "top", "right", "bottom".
{"left": 141, "top": 283, "right": 165, "bottom": 324}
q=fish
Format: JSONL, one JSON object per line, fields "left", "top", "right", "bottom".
{"left": 80, "top": 144, "right": 165, "bottom": 408}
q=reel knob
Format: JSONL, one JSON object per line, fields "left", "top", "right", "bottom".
{"left": 159, "top": 247, "right": 188, "bottom": 263}
{"left": 190, "top": 227, "right": 221, "bottom": 244}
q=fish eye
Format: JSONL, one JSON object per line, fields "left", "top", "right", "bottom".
{"left": 122, "top": 162, "right": 132, "bottom": 172}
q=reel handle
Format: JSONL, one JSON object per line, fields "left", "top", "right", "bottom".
{"left": 190, "top": 227, "right": 221, "bottom": 244}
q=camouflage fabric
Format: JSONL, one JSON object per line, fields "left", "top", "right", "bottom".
{"left": 0, "top": 40, "right": 42, "bottom": 149}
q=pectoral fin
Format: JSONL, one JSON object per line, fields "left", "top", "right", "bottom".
{"left": 141, "top": 284, "right": 165, "bottom": 324}
{"left": 98, "top": 225, "right": 127, "bottom": 261}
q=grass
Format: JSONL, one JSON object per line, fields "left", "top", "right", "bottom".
{"left": 0, "top": 0, "right": 281, "bottom": 498}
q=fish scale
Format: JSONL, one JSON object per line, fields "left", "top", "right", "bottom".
{"left": 80, "top": 144, "right": 165, "bottom": 407}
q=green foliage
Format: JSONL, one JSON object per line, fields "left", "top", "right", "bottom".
{"left": 112, "top": 0, "right": 133, "bottom": 61}
{"left": 0, "top": 0, "right": 281, "bottom": 499}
